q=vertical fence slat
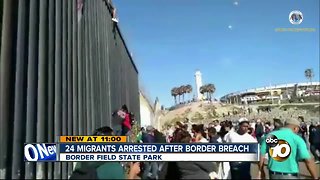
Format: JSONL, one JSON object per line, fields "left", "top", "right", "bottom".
{"left": 93, "top": 0, "right": 99, "bottom": 129}
{"left": 81, "top": 4, "right": 86, "bottom": 136}
{"left": 0, "top": 0, "right": 17, "bottom": 179}
{"left": 96, "top": 0, "right": 102, "bottom": 128}
{"left": 72, "top": 0, "right": 78, "bottom": 137}
{"left": 71, "top": 0, "right": 78, "bottom": 170}
{"left": 98, "top": 0, "right": 106, "bottom": 127}
{"left": 67, "top": 0, "right": 73, "bottom": 176}
{"left": 77, "top": 0, "right": 84, "bottom": 136}
{"left": 89, "top": 0, "right": 95, "bottom": 132}
{"left": 105, "top": 4, "right": 113, "bottom": 128}
{"left": 36, "top": 0, "right": 48, "bottom": 178}
{"left": 61, "top": 0, "right": 68, "bottom": 178}
{"left": 85, "top": 1, "right": 91, "bottom": 135}
{"left": 11, "top": 0, "right": 28, "bottom": 178}
{"left": 88, "top": 1, "right": 95, "bottom": 133}
{"left": 47, "top": 0, "right": 55, "bottom": 178}
{"left": 54, "top": 0, "right": 62, "bottom": 178}
{"left": 25, "top": 0, "right": 39, "bottom": 179}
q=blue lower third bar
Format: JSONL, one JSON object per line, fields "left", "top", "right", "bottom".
{"left": 59, "top": 143, "right": 259, "bottom": 154}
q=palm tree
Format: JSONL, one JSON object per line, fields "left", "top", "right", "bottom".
{"left": 206, "top": 84, "right": 216, "bottom": 101}
{"left": 183, "top": 85, "right": 188, "bottom": 103}
{"left": 179, "top": 85, "right": 187, "bottom": 103}
{"left": 304, "top": 69, "right": 314, "bottom": 88}
{"left": 185, "top": 84, "right": 192, "bottom": 102}
{"left": 200, "top": 85, "right": 207, "bottom": 100}
{"left": 177, "top": 86, "right": 182, "bottom": 104}
{"left": 171, "top": 87, "right": 178, "bottom": 105}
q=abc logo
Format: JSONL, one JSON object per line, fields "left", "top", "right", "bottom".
{"left": 266, "top": 134, "right": 291, "bottom": 161}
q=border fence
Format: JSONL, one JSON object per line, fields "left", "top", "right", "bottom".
{"left": 0, "top": 0, "right": 140, "bottom": 179}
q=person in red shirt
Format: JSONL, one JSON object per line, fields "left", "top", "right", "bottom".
{"left": 118, "top": 104, "right": 131, "bottom": 136}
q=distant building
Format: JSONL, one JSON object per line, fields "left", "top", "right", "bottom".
{"left": 195, "top": 70, "right": 203, "bottom": 101}
{"left": 139, "top": 91, "right": 155, "bottom": 128}
{"left": 139, "top": 91, "right": 164, "bottom": 130}
{"left": 220, "top": 82, "right": 320, "bottom": 104}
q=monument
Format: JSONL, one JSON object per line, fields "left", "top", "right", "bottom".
{"left": 195, "top": 70, "right": 203, "bottom": 101}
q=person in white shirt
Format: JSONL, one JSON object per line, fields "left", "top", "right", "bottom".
{"left": 222, "top": 121, "right": 235, "bottom": 143}
{"left": 219, "top": 120, "right": 235, "bottom": 179}
{"left": 194, "top": 124, "right": 208, "bottom": 143}
{"left": 225, "top": 118, "right": 257, "bottom": 179}
{"left": 213, "top": 120, "right": 221, "bottom": 132}
{"left": 208, "top": 126, "right": 224, "bottom": 179}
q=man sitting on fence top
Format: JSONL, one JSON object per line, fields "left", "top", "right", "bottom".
{"left": 105, "top": 0, "right": 119, "bottom": 23}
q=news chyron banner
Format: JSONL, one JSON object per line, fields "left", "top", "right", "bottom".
{"left": 59, "top": 143, "right": 259, "bottom": 162}
{"left": 24, "top": 136, "right": 127, "bottom": 162}
{"left": 24, "top": 136, "right": 260, "bottom": 162}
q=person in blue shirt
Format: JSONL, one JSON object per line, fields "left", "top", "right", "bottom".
{"left": 259, "top": 118, "right": 318, "bottom": 179}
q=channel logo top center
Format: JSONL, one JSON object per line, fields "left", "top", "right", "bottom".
{"left": 266, "top": 134, "right": 291, "bottom": 162}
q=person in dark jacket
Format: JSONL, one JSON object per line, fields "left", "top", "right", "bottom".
{"left": 298, "top": 116, "right": 307, "bottom": 142}
{"left": 255, "top": 119, "right": 264, "bottom": 144}
{"left": 154, "top": 129, "right": 167, "bottom": 143}
{"left": 174, "top": 130, "right": 214, "bottom": 179}
{"left": 208, "top": 127, "right": 221, "bottom": 143}
{"left": 158, "top": 160, "right": 180, "bottom": 180}
{"left": 142, "top": 126, "right": 158, "bottom": 179}
{"left": 273, "top": 118, "right": 283, "bottom": 131}
{"left": 219, "top": 120, "right": 232, "bottom": 140}
{"left": 71, "top": 126, "right": 140, "bottom": 179}
{"left": 309, "top": 121, "right": 320, "bottom": 164}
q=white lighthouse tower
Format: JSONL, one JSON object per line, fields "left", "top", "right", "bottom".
{"left": 195, "top": 70, "right": 203, "bottom": 101}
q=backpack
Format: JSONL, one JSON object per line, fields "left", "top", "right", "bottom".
{"left": 69, "top": 162, "right": 104, "bottom": 179}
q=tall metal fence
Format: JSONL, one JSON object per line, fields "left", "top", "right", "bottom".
{"left": 0, "top": 0, "right": 140, "bottom": 179}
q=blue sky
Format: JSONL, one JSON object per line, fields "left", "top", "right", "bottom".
{"left": 113, "top": 0, "right": 320, "bottom": 107}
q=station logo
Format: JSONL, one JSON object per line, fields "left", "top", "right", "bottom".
{"left": 24, "top": 143, "right": 57, "bottom": 161}
{"left": 289, "top": 10, "right": 303, "bottom": 25}
{"left": 266, "top": 134, "right": 291, "bottom": 161}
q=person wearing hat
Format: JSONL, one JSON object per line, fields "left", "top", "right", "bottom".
{"left": 259, "top": 118, "right": 318, "bottom": 179}
{"left": 224, "top": 118, "right": 257, "bottom": 179}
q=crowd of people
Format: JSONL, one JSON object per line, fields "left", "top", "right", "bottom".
{"left": 70, "top": 103, "right": 320, "bottom": 179}
{"left": 137, "top": 116, "right": 320, "bottom": 179}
